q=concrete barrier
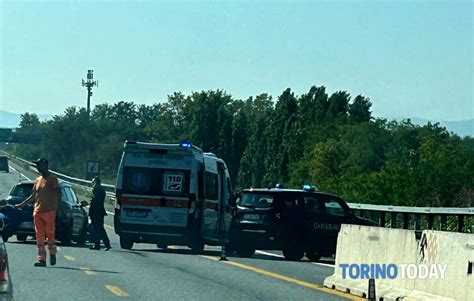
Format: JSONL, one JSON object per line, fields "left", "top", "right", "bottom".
{"left": 324, "top": 225, "right": 473, "bottom": 300}
{"left": 410, "top": 230, "right": 474, "bottom": 300}
{"left": 324, "top": 225, "right": 419, "bottom": 299}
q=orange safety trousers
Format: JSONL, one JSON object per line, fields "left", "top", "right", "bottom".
{"left": 33, "top": 210, "right": 57, "bottom": 261}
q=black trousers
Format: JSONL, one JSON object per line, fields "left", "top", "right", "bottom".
{"left": 91, "top": 215, "right": 110, "bottom": 248}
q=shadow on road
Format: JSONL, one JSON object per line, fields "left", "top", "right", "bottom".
{"left": 113, "top": 249, "right": 149, "bottom": 257}
{"left": 130, "top": 246, "right": 336, "bottom": 265}
{"left": 50, "top": 266, "right": 123, "bottom": 274}
{"left": 7, "top": 240, "right": 93, "bottom": 248}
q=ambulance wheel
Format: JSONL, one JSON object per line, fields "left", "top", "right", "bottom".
{"left": 120, "top": 236, "right": 134, "bottom": 250}
{"left": 283, "top": 245, "right": 304, "bottom": 261}
{"left": 235, "top": 247, "right": 255, "bottom": 258}
{"left": 16, "top": 234, "right": 27, "bottom": 242}
{"left": 190, "top": 241, "right": 204, "bottom": 254}
{"left": 306, "top": 250, "right": 321, "bottom": 262}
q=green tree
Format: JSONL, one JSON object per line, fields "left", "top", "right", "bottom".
{"left": 349, "top": 95, "right": 372, "bottom": 122}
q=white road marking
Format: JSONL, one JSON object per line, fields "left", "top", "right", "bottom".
{"left": 81, "top": 267, "right": 98, "bottom": 275}
{"left": 255, "top": 250, "right": 285, "bottom": 258}
{"left": 105, "top": 285, "right": 129, "bottom": 297}
{"left": 9, "top": 165, "right": 32, "bottom": 181}
{"left": 64, "top": 255, "right": 76, "bottom": 261}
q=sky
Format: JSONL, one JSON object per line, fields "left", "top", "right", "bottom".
{"left": 0, "top": 0, "right": 473, "bottom": 121}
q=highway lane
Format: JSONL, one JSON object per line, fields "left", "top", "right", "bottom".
{"left": 1, "top": 165, "right": 357, "bottom": 301}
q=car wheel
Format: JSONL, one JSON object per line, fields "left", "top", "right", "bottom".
{"left": 61, "top": 223, "right": 73, "bottom": 246}
{"left": 306, "top": 250, "right": 321, "bottom": 262}
{"left": 156, "top": 243, "right": 168, "bottom": 249}
{"left": 75, "top": 228, "right": 87, "bottom": 245}
{"left": 120, "top": 236, "right": 134, "bottom": 250}
{"left": 283, "top": 245, "right": 304, "bottom": 261}
{"left": 235, "top": 247, "right": 255, "bottom": 258}
{"left": 16, "top": 234, "right": 27, "bottom": 242}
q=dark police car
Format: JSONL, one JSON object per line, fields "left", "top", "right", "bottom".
{"left": 229, "top": 185, "right": 376, "bottom": 261}
{"left": 2, "top": 180, "right": 88, "bottom": 245}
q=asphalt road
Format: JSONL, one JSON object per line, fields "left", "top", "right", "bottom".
{"left": 1, "top": 164, "right": 359, "bottom": 301}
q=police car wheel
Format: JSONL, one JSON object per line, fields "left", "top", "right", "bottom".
{"left": 305, "top": 251, "right": 321, "bottom": 262}
{"left": 235, "top": 247, "right": 255, "bottom": 258}
{"left": 282, "top": 245, "right": 304, "bottom": 261}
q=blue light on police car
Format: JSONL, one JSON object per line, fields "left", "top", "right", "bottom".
{"left": 179, "top": 141, "right": 193, "bottom": 148}
{"left": 303, "top": 184, "right": 317, "bottom": 191}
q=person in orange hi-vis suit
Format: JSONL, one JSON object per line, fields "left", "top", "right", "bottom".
{"left": 16, "top": 158, "right": 61, "bottom": 267}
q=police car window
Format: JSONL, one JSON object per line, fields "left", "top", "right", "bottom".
{"left": 240, "top": 193, "right": 273, "bottom": 208}
{"left": 304, "top": 197, "right": 324, "bottom": 214}
{"left": 324, "top": 199, "right": 346, "bottom": 216}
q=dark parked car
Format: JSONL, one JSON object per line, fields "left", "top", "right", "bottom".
{"left": 2, "top": 180, "right": 89, "bottom": 245}
{"left": 229, "top": 185, "right": 377, "bottom": 261}
{"left": 0, "top": 156, "right": 8, "bottom": 173}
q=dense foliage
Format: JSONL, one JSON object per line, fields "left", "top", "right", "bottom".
{"left": 9, "top": 86, "right": 473, "bottom": 207}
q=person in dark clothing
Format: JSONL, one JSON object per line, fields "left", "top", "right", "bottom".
{"left": 89, "top": 177, "right": 111, "bottom": 250}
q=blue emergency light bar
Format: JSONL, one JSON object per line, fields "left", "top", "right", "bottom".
{"left": 179, "top": 141, "right": 193, "bottom": 148}
{"left": 303, "top": 184, "right": 317, "bottom": 192}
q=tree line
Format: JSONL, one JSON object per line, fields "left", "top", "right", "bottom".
{"left": 10, "top": 86, "right": 474, "bottom": 207}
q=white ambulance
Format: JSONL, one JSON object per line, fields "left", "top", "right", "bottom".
{"left": 114, "top": 141, "right": 233, "bottom": 253}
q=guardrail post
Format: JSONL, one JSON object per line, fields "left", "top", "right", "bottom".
{"left": 458, "top": 215, "right": 465, "bottom": 232}
{"left": 360, "top": 210, "right": 365, "bottom": 218}
{"left": 440, "top": 215, "right": 447, "bottom": 231}
{"left": 402, "top": 213, "right": 409, "bottom": 229}
{"left": 427, "top": 215, "right": 434, "bottom": 229}
{"left": 379, "top": 212, "right": 386, "bottom": 227}
{"left": 414, "top": 214, "right": 421, "bottom": 231}
{"left": 390, "top": 212, "right": 397, "bottom": 228}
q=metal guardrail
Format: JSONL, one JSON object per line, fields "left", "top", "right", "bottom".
{"left": 1, "top": 151, "right": 115, "bottom": 196}
{"left": 347, "top": 203, "right": 473, "bottom": 233}
{"left": 347, "top": 202, "right": 474, "bottom": 215}
{"left": 3, "top": 150, "right": 473, "bottom": 232}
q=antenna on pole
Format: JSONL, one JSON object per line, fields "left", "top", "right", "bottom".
{"left": 82, "top": 69, "right": 98, "bottom": 117}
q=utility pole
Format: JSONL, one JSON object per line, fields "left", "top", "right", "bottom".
{"left": 82, "top": 69, "right": 98, "bottom": 117}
